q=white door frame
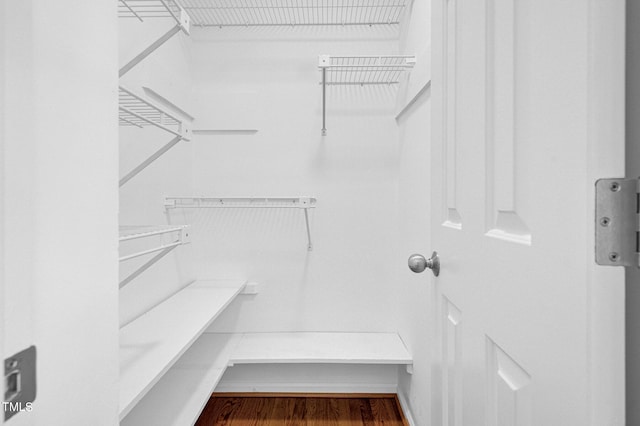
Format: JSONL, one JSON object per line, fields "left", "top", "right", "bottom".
{"left": 586, "top": 2, "right": 627, "bottom": 422}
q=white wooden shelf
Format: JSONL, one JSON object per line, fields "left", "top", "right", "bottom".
{"left": 179, "top": 0, "right": 411, "bottom": 27}
{"left": 121, "top": 333, "right": 241, "bottom": 426}
{"left": 119, "top": 331, "right": 412, "bottom": 426}
{"left": 229, "top": 332, "right": 412, "bottom": 365}
{"left": 119, "top": 280, "right": 246, "bottom": 420}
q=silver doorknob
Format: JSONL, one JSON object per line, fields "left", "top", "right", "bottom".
{"left": 408, "top": 252, "right": 440, "bottom": 277}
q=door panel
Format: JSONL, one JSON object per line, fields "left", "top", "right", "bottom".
{"left": 431, "top": 0, "right": 625, "bottom": 424}
{"left": 442, "top": 297, "right": 462, "bottom": 426}
{"left": 486, "top": 338, "right": 532, "bottom": 426}
{"left": 443, "top": 0, "right": 463, "bottom": 229}
{"left": 485, "top": 0, "right": 530, "bottom": 243}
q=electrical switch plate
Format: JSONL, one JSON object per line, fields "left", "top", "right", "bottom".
{"left": 4, "top": 346, "right": 36, "bottom": 421}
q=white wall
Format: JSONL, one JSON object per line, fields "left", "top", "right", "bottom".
{"left": 626, "top": 3, "right": 640, "bottom": 424}
{"left": 0, "top": 2, "right": 4, "bottom": 423}
{"left": 181, "top": 28, "right": 402, "bottom": 334}
{"left": 3, "top": 1, "right": 119, "bottom": 424}
{"left": 118, "top": 18, "right": 197, "bottom": 327}
{"left": 394, "top": 1, "right": 434, "bottom": 426}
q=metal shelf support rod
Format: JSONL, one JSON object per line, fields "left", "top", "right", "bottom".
{"left": 304, "top": 209, "right": 313, "bottom": 251}
{"left": 119, "top": 135, "right": 182, "bottom": 187}
{"left": 119, "top": 24, "right": 181, "bottom": 77}
{"left": 119, "top": 245, "right": 178, "bottom": 288}
{"left": 322, "top": 67, "right": 327, "bottom": 136}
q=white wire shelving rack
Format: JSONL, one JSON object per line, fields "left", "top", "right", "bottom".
{"left": 118, "top": 0, "right": 192, "bottom": 77}
{"left": 318, "top": 54, "right": 416, "bottom": 135}
{"left": 178, "top": 0, "right": 411, "bottom": 27}
{"left": 119, "top": 86, "right": 192, "bottom": 187}
{"left": 164, "top": 196, "right": 317, "bottom": 250}
{"left": 119, "top": 225, "right": 191, "bottom": 288}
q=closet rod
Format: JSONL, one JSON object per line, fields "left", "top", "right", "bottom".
{"left": 119, "top": 135, "right": 182, "bottom": 187}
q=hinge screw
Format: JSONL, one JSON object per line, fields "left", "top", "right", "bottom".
{"left": 609, "top": 252, "right": 620, "bottom": 262}
{"left": 600, "top": 217, "right": 611, "bottom": 227}
{"left": 610, "top": 182, "right": 621, "bottom": 192}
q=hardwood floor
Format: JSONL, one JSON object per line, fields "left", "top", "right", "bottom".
{"left": 195, "top": 393, "right": 409, "bottom": 426}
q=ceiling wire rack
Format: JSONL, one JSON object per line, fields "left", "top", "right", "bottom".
{"left": 164, "top": 196, "right": 317, "bottom": 250}
{"left": 119, "top": 225, "right": 191, "bottom": 288}
{"left": 119, "top": 86, "right": 192, "bottom": 187}
{"left": 318, "top": 55, "right": 416, "bottom": 135}
{"left": 178, "top": 0, "right": 411, "bottom": 28}
{"left": 118, "top": 0, "right": 192, "bottom": 77}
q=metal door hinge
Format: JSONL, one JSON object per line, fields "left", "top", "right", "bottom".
{"left": 595, "top": 178, "right": 640, "bottom": 267}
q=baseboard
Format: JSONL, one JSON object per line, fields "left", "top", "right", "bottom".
{"left": 215, "top": 363, "right": 399, "bottom": 396}
{"left": 396, "top": 389, "right": 417, "bottom": 426}
{"left": 215, "top": 382, "right": 398, "bottom": 394}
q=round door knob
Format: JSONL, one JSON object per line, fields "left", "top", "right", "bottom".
{"left": 408, "top": 252, "right": 440, "bottom": 277}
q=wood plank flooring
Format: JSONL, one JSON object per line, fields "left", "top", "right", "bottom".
{"left": 195, "top": 393, "right": 409, "bottom": 426}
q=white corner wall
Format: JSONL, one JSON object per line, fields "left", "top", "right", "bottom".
{"left": 118, "top": 18, "right": 197, "bottom": 327}
{"left": 183, "top": 28, "right": 402, "bottom": 334}
{"left": 3, "top": 1, "right": 119, "bottom": 424}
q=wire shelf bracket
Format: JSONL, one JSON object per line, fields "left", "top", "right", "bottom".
{"left": 118, "top": 0, "right": 191, "bottom": 77}
{"left": 119, "top": 225, "right": 191, "bottom": 288}
{"left": 119, "top": 86, "right": 192, "bottom": 187}
{"left": 318, "top": 55, "right": 416, "bottom": 135}
{"left": 164, "top": 196, "right": 317, "bottom": 250}
{"left": 178, "top": 0, "right": 411, "bottom": 28}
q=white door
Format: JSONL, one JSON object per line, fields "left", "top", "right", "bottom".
{"left": 429, "top": 0, "right": 626, "bottom": 425}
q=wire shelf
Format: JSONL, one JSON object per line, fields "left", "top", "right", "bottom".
{"left": 164, "top": 196, "right": 316, "bottom": 209}
{"left": 165, "top": 196, "right": 317, "bottom": 250}
{"left": 179, "top": 0, "right": 411, "bottom": 27}
{"left": 118, "top": 0, "right": 184, "bottom": 23}
{"left": 319, "top": 55, "right": 416, "bottom": 85}
{"left": 119, "top": 86, "right": 183, "bottom": 135}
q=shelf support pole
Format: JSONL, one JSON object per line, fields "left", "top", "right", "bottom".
{"left": 321, "top": 67, "right": 327, "bottom": 136}
{"left": 119, "top": 135, "right": 182, "bottom": 187}
{"left": 119, "top": 245, "right": 178, "bottom": 289}
{"left": 304, "top": 208, "right": 313, "bottom": 251}
{"left": 119, "top": 24, "right": 182, "bottom": 77}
